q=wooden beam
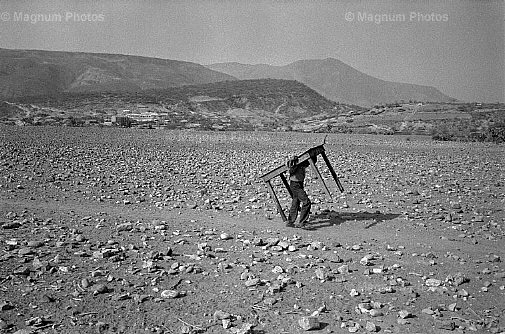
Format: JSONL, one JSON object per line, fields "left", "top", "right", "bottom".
{"left": 260, "top": 165, "right": 288, "bottom": 182}
{"left": 265, "top": 180, "right": 287, "bottom": 221}
{"left": 259, "top": 147, "right": 323, "bottom": 182}
{"left": 308, "top": 158, "right": 331, "bottom": 198}
{"left": 302, "top": 145, "right": 325, "bottom": 157}
{"left": 321, "top": 151, "right": 344, "bottom": 193}
{"left": 279, "top": 173, "right": 292, "bottom": 198}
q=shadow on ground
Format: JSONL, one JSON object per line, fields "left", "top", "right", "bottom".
{"left": 303, "top": 210, "right": 401, "bottom": 230}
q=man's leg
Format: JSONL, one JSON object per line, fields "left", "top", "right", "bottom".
{"left": 296, "top": 186, "right": 311, "bottom": 226}
{"left": 287, "top": 196, "right": 300, "bottom": 226}
{"left": 287, "top": 182, "right": 302, "bottom": 226}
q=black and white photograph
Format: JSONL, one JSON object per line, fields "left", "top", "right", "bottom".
{"left": 0, "top": 0, "right": 504, "bottom": 333}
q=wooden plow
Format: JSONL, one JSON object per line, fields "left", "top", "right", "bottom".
{"left": 259, "top": 144, "right": 344, "bottom": 221}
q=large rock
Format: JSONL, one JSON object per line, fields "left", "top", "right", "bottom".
{"left": 298, "top": 316, "right": 320, "bottom": 331}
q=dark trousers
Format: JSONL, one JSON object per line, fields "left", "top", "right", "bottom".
{"left": 288, "top": 181, "right": 311, "bottom": 225}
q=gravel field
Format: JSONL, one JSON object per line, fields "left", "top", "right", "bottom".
{"left": 1, "top": 126, "right": 504, "bottom": 334}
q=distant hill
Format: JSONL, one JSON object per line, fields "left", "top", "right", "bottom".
{"left": 0, "top": 48, "right": 237, "bottom": 98}
{"left": 0, "top": 49, "right": 456, "bottom": 107}
{"left": 5, "top": 79, "right": 365, "bottom": 130}
{"left": 207, "top": 58, "right": 457, "bottom": 107}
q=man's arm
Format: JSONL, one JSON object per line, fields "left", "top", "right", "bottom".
{"left": 300, "top": 160, "right": 310, "bottom": 168}
{"left": 286, "top": 156, "right": 299, "bottom": 174}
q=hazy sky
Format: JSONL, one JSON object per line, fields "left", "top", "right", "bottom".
{"left": 0, "top": 0, "right": 503, "bottom": 102}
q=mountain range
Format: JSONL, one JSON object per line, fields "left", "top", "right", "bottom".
{"left": 0, "top": 48, "right": 456, "bottom": 106}
{"left": 207, "top": 59, "right": 456, "bottom": 106}
{"left": 0, "top": 48, "right": 235, "bottom": 98}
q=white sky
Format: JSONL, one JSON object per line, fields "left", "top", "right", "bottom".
{"left": 0, "top": 0, "right": 503, "bottom": 102}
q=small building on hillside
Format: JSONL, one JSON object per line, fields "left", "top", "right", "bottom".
{"left": 125, "top": 112, "right": 159, "bottom": 123}
{"left": 111, "top": 115, "right": 132, "bottom": 127}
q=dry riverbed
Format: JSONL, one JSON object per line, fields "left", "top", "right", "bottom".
{"left": 1, "top": 126, "right": 504, "bottom": 334}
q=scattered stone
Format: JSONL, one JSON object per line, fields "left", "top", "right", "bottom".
{"left": 369, "top": 309, "right": 383, "bottom": 317}
{"left": 2, "top": 129, "right": 503, "bottom": 334}
{"left": 93, "top": 284, "right": 110, "bottom": 295}
{"left": 12, "top": 329, "right": 33, "bottom": 334}
{"left": 448, "top": 303, "right": 458, "bottom": 312}
{"left": 220, "top": 233, "right": 232, "bottom": 240}
{"left": 422, "top": 307, "right": 435, "bottom": 315}
{"left": 272, "top": 266, "right": 284, "bottom": 274}
{"left": 446, "top": 272, "right": 469, "bottom": 286}
{"left": 27, "top": 240, "right": 44, "bottom": 248}
{"left": 365, "top": 321, "right": 378, "bottom": 332}
{"left": 230, "top": 323, "right": 253, "bottom": 334}
{"left": 161, "top": 290, "right": 180, "bottom": 299}
{"left": 245, "top": 278, "right": 260, "bottom": 287}
{"left": 371, "top": 301, "right": 382, "bottom": 309}
{"left": 252, "top": 237, "right": 264, "bottom": 246}
{"left": 222, "top": 318, "right": 232, "bottom": 329}
{"left": 372, "top": 267, "right": 383, "bottom": 274}
{"left": 0, "top": 301, "right": 14, "bottom": 311}
{"left": 81, "top": 278, "right": 90, "bottom": 288}
{"left": 278, "top": 241, "right": 289, "bottom": 249}
{"left": 308, "top": 241, "right": 323, "bottom": 250}
{"left": 349, "top": 289, "right": 360, "bottom": 297}
{"left": 360, "top": 254, "right": 374, "bottom": 266}
{"left": 398, "top": 310, "right": 412, "bottom": 319}
{"left": 213, "top": 310, "right": 231, "bottom": 321}
{"left": 95, "top": 321, "right": 108, "bottom": 333}
{"left": 347, "top": 322, "right": 361, "bottom": 332}
{"left": 180, "top": 324, "right": 191, "bottom": 334}
{"left": 263, "top": 297, "right": 277, "bottom": 306}
{"left": 298, "top": 316, "right": 320, "bottom": 331}
{"left": 2, "top": 221, "right": 21, "bottom": 229}
{"left": 265, "top": 237, "right": 279, "bottom": 247}
{"left": 435, "top": 319, "right": 455, "bottom": 331}
{"left": 116, "top": 222, "right": 133, "bottom": 232}
{"left": 457, "top": 289, "right": 469, "bottom": 297}
{"left": 0, "top": 319, "right": 8, "bottom": 330}
{"left": 425, "top": 278, "right": 442, "bottom": 287}
{"left": 337, "top": 265, "right": 349, "bottom": 274}
{"left": 315, "top": 268, "right": 326, "bottom": 280}
{"left": 32, "top": 257, "right": 49, "bottom": 270}
{"left": 357, "top": 302, "right": 372, "bottom": 313}
{"left": 18, "top": 248, "right": 34, "bottom": 256}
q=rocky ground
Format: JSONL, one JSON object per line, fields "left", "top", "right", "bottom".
{"left": 0, "top": 126, "right": 504, "bottom": 334}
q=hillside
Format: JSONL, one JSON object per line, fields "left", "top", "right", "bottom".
{"left": 3, "top": 79, "right": 364, "bottom": 130}
{"left": 207, "top": 58, "right": 456, "bottom": 107}
{"left": 0, "top": 49, "right": 456, "bottom": 108}
{"left": 0, "top": 48, "right": 237, "bottom": 98}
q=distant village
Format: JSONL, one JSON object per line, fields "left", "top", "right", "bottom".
{"left": 1, "top": 102, "right": 219, "bottom": 130}
{"left": 2, "top": 100, "right": 420, "bottom": 128}
{"left": 2, "top": 100, "right": 503, "bottom": 139}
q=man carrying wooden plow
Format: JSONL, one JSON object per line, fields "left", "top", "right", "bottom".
{"left": 260, "top": 140, "right": 344, "bottom": 227}
{"left": 285, "top": 155, "right": 315, "bottom": 228}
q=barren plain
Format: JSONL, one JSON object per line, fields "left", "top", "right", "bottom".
{"left": 1, "top": 126, "right": 504, "bottom": 334}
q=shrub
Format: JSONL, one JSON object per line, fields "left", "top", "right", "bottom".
{"left": 487, "top": 120, "right": 505, "bottom": 143}
{"left": 432, "top": 119, "right": 505, "bottom": 143}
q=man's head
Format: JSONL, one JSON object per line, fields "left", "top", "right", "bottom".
{"left": 286, "top": 155, "right": 298, "bottom": 168}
